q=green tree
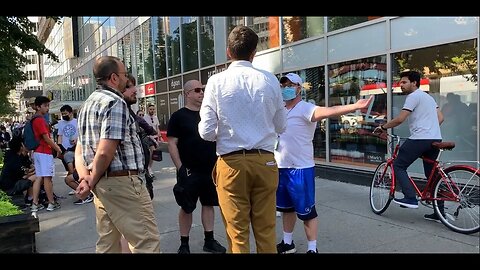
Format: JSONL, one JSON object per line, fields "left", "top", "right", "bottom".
{"left": 0, "top": 16, "right": 60, "bottom": 116}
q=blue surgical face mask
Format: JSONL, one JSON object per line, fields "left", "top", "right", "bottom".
{"left": 282, "top": 86, "right": 297, "bottom": 101}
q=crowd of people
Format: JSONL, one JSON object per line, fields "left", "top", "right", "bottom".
{"left": 0, "top": 25, "right": 452, "bottom": 254}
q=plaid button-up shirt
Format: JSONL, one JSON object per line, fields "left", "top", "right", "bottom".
{"left": 77, "top": 86, "right": 144, "bottom": 173}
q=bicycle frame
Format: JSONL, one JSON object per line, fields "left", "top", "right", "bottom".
{"left": 383, "top": 135, "right": 461, "bottom": 203}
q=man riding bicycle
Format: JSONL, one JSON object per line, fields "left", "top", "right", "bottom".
{"left": 374, "top": 70, "right": 444, "bottom": 221}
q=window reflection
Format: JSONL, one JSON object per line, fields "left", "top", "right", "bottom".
{"left": 153, "top": 17, "right": 167, "bottom": 80}
{"left": 247, "top": 16, "right": 279, "bottom": 51}
{"left": 282, "top": 16, "right": 324, "bottom": 44}
{"left": 166, "top": 17, "right": 181, "bottom": 76}
{"left": 328, "top": 56, "right": 387, "bottom": 167}
{"left": 327, "top": 16, "right": 382, "bottom": 32}
{"left": 182, "top": 17, "right": 199, "bottom": 72}
{"left": 199, "top": 17, "right": 214, "bottom": 67}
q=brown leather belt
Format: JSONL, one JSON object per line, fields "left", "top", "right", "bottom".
{"left": 105, "top": 170, "right": 138, "bottom": 177}
{"left": 222, "top": 149, "right": 272, "bottom": 157}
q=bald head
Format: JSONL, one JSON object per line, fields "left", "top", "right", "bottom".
{"left": 183, "top": 80, "right": 203, "bottom": 94}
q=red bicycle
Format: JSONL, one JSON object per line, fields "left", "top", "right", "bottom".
{"left": 369, "top": 134, "right": 480, "bottom": 234}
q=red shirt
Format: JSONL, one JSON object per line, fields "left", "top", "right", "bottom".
{"left": 32, "top": 116, "right": 52, "bottom": 154}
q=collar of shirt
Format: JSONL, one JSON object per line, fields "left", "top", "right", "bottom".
{"left": 228, "top": 60, "right": 253, "bottom": 69}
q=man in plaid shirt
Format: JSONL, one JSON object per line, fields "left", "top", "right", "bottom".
{"left": 75, "top": 56, "right": 161, "bottom": 253}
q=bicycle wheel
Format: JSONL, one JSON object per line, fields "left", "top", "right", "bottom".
{"left": 433, "top": 166, "right": 480, "bottom": 234}
{"left": 370, "top": 162, "right": 393, "bottom": 214}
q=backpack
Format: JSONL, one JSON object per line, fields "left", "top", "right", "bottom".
{"left": 23, "top": 115, "right": 41, "bottom": 151}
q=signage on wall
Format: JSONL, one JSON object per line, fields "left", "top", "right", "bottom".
{"left": 145, "top": 82, "right": 155, "bottom": 96}
{"left": 169, "top": 76, "right": 182, "bottom": 91}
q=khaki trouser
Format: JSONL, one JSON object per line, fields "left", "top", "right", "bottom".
{"left": 214, "top": 152, "right": 278, "bottom": 253}
{"left": 93, "top": 174, "right": 161, "bottom": 253}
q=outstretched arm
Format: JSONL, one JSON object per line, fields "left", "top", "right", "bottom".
{"left": 311, "top": 96, "right": 373, "bottom": 122}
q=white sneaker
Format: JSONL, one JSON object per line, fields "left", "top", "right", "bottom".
{"left": 68, "top": 189, "right": 76, "bottom": 195}
{"left": 276, "top": 211, "right": 282, "bottom": 217}
{"left": 46, "top": 202, "right": 61, "bottom": 211}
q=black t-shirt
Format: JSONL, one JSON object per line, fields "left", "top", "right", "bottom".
{"left": 0, "top": 151, "right": 26, "bottom": 191}
{"left": 167, "top": 107, "right": 217, "bottom": 174}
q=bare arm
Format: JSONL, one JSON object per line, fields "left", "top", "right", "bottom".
{"left": 41, "top": 133, "right": 62, "bottom": 155}
{"left": 311, "top": 96, "right": 373, "bottom": 122}
{"left": 89, "top": 138, "right": 119, "bottom": 187}
{"left": 167, "top": 137, "right": 182, "bottom": 170}
{"left": 437, "top": 108, "right": 444, "bottom": 125}
{"left": 74, "top": 143, "right": 89, "bottom": 178}
{"left": 374, "top": 109, "right": 411, "bottom": 133}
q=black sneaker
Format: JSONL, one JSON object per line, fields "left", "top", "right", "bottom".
{"left": 424, "top": 213, "right": 442, "bottom": 223}
{"left": 203, "top": 239, "right": 226, "bottom": 254}
{"left": 24, "top": 197, "right": 33, "bottom": 206}
{"left": 306, "top": 249, "right": 318, "bottom": 254}
{"left": 277, "top": 240, "right": 296, "bottom": 254}
{"left": 178, "top": 244, "right": 190, "bottom": 254}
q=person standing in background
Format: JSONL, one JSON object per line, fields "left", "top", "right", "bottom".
{"left": 75, "top": 56, "right": 161, "bottom": 253}
{"left": 143, "top": 104, "right": 161, "bottom": 179}
{"left": 168, "top": 79, "right": 226, "bottom": 254}
{"left": 199, "top": 25, "right": 286, "bottom": 253}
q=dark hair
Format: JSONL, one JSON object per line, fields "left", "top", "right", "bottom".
{"left": 8, "top": 137, "right": 23, "bottom": 153}
{"left": 93, "top": 56, "right": 122, "bottom": 84}
{"left": 34, "top": 95, "right": 50, "bottom": 107}
{"left": 399, "top": 70, "right": 421, "bottom": 88}
{"left": 227, "top": 26, "right": 258, "bottom": 61}
{"left": 127, "top": 74, "right": 136, "bottom": 86}
{"left": 60, "top": 104, "right": 73, "bottom": 113}
{"left": 148, "top": 104, "right": 155, "bottom": 108}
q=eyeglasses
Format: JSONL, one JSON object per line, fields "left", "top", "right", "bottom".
{"left": 138, "top": 114, "right": 144, "bottom": 117}
{"left": 189, "top": 88, "right": 204, "bottom": 93}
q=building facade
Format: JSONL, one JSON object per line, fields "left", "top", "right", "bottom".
{"left": 38, "top": 16, "right": 479, "bottom": 178}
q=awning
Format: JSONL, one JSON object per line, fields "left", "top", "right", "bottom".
{"left": 49, "top": 101, "right": 85, "bottom": 114}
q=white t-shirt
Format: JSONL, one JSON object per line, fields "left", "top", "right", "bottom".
{"left": 57, "top": 118, "right": 78, "bottom": 149}
{"left": 403, "top": 89, "right": 442, "bottom": 140}
{"left": 275, "top": 100, "right": 317, "bottom": 168}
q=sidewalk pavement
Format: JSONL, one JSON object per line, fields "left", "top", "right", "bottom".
{"left": 34, "top": 155, "right": 479, "bottom": 253}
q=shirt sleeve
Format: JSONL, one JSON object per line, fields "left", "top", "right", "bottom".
{"left": 403, "top": 92, "right": 419, "bottom": 112}
{"left": 199, "top": 81, "right": 218, "bottom": 141}
{"left": 100, "top": 99, "right": 127, "bottom": 140}
{"left": 272, "top": 84, "right": 287, "bottom": 134}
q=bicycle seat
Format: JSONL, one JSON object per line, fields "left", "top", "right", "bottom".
{"left": 432, "top": 141, "right": 455, "bottom": 150}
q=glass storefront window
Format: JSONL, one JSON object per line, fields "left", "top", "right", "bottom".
{"left": 182, "top": 17, "right": 199, "bottom": 72}
{"left": 328, "top": 55, "right": 387, "bottom": 168}
{"left": 134, "top": 27, "right": 144, "bottom": 84}
{"left": 282, "top": 16, "right": 324, "bottom": 44}
{"left": 247, "top": 16, "right": 279, "bottom": 51}
{"left": 199, "top": 17, "right": 214, "bottom": 67}
{"left": 142, "top": 20, "right": 154, "bottom": 83}
{"left": 392, "top": 39, "right": 478, "bottom": 165}
{"left": 226, "top": 17, "right": 245, "bottom": 34}
{"left": 166, "top": 17, "right": 181, "bottom": 76}
{"left": 152, "top": 17, "right": 167, "bottom": 80}
{"left": 327, "top": 16, "right": 382, "bottom": 32}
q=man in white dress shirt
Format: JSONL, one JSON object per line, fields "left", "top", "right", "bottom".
{"left": 199, "top": 25, "right": 286, "bottom": 253}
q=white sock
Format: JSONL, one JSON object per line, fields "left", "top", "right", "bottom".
{"left": 27, "top": 196, "right": 33, "bottom": 200}
{"left": 283, "top": 232, "right": 293, "bottom": 245}
{"left": 307, "top": 240, "right": 317, "bottom": 251}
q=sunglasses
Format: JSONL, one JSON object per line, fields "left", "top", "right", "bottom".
{"left": 190, "top": 88, "right": 204, "bottom": 93}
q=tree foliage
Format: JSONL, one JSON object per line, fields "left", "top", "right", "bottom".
{"left": 0, "top": 16, "right": 60, "bottom": 116}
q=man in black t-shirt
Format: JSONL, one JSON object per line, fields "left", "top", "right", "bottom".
{"left": 167, "top": 79, "right": 226, "bottom": 254}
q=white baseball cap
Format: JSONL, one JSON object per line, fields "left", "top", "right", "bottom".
{"left": 280, "top": 73, "right": 303, "bottom": 85}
